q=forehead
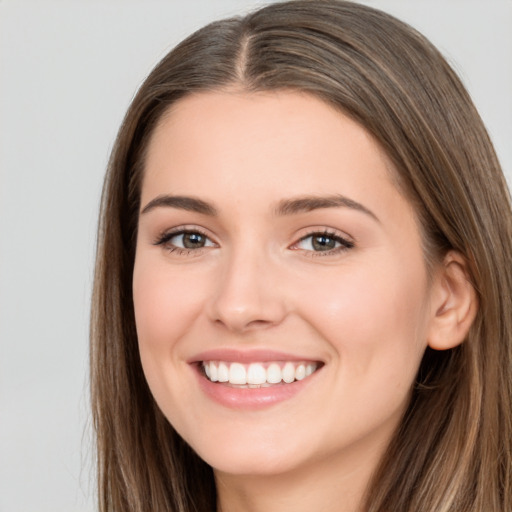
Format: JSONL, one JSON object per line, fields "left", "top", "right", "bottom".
{"left": 142, "top": 90, "right": 398, "bottom": 203}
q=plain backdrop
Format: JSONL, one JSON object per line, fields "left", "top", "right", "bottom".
{"left": 0, "top": 1, "right": 511, "bottom": 511}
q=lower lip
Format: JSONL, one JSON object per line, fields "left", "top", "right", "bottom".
{"left": 194, "top": 365, "right": 318, "bottom": 410}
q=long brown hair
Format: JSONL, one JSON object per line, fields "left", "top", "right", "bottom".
{"left": 90, "top": 1, "right": 512, "bottom": 510}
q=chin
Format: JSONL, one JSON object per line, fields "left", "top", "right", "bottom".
{"left": 182, "top": 425, "right": 310, "bottom": 477}
{"left": 206, "top": 449, "right": 304, "bottom": 477}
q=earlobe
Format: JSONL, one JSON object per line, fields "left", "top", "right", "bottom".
{"left": 427, "top": 251, "right": 478, "bottom": 351}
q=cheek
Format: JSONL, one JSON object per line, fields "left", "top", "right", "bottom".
{"left": 132, "top": 257, "right": 211, "bottom": 430}
{"left": 132, "top": 258, "right": 208, "bottom": 362}
{"left": 300, "top": 257, "right": 430, "bottom": 380}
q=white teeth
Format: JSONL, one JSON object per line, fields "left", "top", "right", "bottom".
{"left": 247, "top": 363, "right": 267, "bottom": 385}
{"left": 282, "top": 362, "right": 295, "bottom": 383}
{"left": 229, "top": 363, "right": 247, "bottom": 385}
{"left": 210, "top": 363, "right": 218, "bottom": 382}
{"left": 267, "top": 363, "right": 282, "bottom": 384}
{"left": 202, "top": 360, "right": 319, "bottom": 386}
{"left": 217, "top": 362, "right": 229, "bottom": 383}
{"left": 295, "top": 364, "right": 306, "bottom": 381}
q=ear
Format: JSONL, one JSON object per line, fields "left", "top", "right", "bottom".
{"left": 427, "top": 251, "right": 478, "bottom": 351}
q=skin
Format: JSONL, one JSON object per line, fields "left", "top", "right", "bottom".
{"left": 133, "top": 90, "right": 469, "bottom": 512}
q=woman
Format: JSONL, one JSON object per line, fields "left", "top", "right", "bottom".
{"left": 90, "top": 1, "right": 512, "bottom": 511}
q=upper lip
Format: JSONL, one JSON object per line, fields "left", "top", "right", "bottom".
{"left": 188, "top": 348, "right": 322, "bottom": 364}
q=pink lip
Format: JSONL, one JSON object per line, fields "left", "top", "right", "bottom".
{"left": 188, "top": 348, "right": 320, "bottom": 364}
{"left": 194, "top": 366, "right": 319, "bottom": 410}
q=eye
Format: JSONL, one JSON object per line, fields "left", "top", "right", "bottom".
{"left": 171, "top": 231, "right": 214, "bottom": 249}
{"left": 293, "top": 231, "right": 354, "bottom": 254}
{"left": 154, "top": 228, "right": 216, "bottom": 252}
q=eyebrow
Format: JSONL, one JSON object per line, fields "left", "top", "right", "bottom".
{"left": 140, "top": 193, "right": 378, "bottom": 222}
{"left": 141, "top": 195, "right": 218, "bottom": 216}
{"left": 275, "top": 194, "right": 379, "bottom": 222}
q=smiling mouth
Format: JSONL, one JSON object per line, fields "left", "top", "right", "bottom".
{"left": 201, "top": 360, "right": 320, "bottom": 388}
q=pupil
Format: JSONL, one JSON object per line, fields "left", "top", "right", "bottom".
{"left": 312, "top": 235, "right": 335, "bottom": 251}
{"left": 183, "top": 233, "right": 205, "bottom": 248}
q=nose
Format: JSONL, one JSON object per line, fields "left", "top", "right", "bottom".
{"left": 207, "top": 245, "right": 287, "bottom": 333}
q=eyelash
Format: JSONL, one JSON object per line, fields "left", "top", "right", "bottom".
{"left": 153, "top": 228, "right": 354, "bottom": 257}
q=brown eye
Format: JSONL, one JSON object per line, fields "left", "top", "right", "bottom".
{"left": 311, "top": 234, "right": 337, "bottom": 251}
{"left": 181, "top": 232, "right": 207, "bottom": 249}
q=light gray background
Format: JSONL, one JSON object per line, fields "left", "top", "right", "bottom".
{"left": 1, "top": 1, "right": 511, "bottom": 511}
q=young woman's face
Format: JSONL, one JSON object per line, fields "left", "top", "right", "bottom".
{"left": 133, "top": 91, "right": 437, "bottom": 478}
